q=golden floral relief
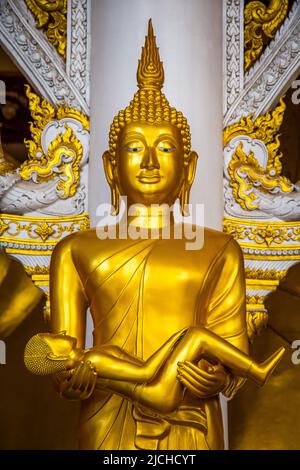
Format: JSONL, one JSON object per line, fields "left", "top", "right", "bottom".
{"left": 0, "top": 214, "right": 90, "bottom": 242}
{"left": 245, "top": 267, "right": 287, "bottom": 281}
{"left": 244, "top": 0, "right": 289, "bottom": 71}
{"left": 20, "top": 127, "right": 83, "bottom": 199}
{"left": 224, "top": 98, "right": 294, "bottom": 211}
{"left": 24, "top": 0, "right": 67, "bottom": 59}
{"left": 224, "top": 219, "right": 300, "bottom": 247}
{"left": 18, "top": 86, "right": 89, "bottom": 200}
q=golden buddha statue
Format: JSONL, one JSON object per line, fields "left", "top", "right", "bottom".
{"left": 29, "top": 20, "right": 284, "bottom": 450}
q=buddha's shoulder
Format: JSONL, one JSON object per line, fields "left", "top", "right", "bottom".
{"left": 53, "top": 228, "right": 99, "bottom": 252}
{"left": 202, "top": 226, "right": 242, "bottom": 258}
{"left": 53, "top": 228, "right": 136, "bottom": 254}
{"left": 53, "top": 226, "right": 241, "bottom": 259}
{"left": 203, "top": 226, "right": 230, "bottom": 245}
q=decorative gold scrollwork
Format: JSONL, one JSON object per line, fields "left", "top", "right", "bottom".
{"left": 20, "top": 127, "right": 83, "bottom": 199}
{"left": 245, "top": 267, "right": 287, "bottom": 281}
{"left": 224, "top": 96, "right": 285, "bottom": 170}
{"left": 0, "top": 219, "right": 9, "bottom": 236}
{"left": 19, "top": 86, "right": 89, "bottom": 199}
{"left": 224, "top": 219, "right": 300, "bottom": 247}
{"left": 56, "top": 106, "right": 90, "bottom": 131}
{"left": 244, "top": 0, "right": 289, "bottom": 71}
{"left": 24, "top": 265, "right": 49, "bottom": 275}
{"left": 0, "top": 214, "right": 90, "bottom": 242}
{"left": 228, "top": 142, "right": 292, "bottom": 211}
{"left": 224, "top": 98, "right": 293, "bottom": 211}
{"left": 24, "top": 0, "right": 67, "bottom": 59}
{"left": 246, "top": 294, "right": 265, "bottom": 305}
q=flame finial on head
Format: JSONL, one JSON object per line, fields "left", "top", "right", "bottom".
{"left": 137, "top": 19, "right": 164, "bottom": 91}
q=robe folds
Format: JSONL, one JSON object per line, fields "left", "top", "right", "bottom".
{"left": 50, "top": 229, "right": 249, "bottom": 450}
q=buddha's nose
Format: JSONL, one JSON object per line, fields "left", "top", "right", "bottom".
{"left": 140, "top": 146, "right": 160, "bottom": 170}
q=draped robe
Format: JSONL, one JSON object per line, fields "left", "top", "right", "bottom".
{"left": 50, "top": 228, "right": 248, "bottom": 450}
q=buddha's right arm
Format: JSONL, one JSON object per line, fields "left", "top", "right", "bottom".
{"left": 50, "top": 235, "right": 88, "bottom": 348}
{"left": 49, "top": 235, "right": 91, "bottom": 399}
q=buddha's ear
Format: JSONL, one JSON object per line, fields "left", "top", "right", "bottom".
{"left": 102, "top": 151, "right": 120, "bottom": 215}
{"left": 186, "top": 151, "right": 198, "bottom": 186}
{"left": 102, "top": 151, "right": 114, "bottom": 185}
{"left": 180, "top": 151, "right": 198, "bottom": 216}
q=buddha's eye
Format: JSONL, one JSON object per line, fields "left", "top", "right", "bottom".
{"left": 158, "top": 147, "right": 176, "bottom": 153}
{"left": 126, "top": 144, "right": 143, "bottom": 153}
{"left": 158, "top": 142, "right": 176, "bottom": 153}
{"left": 127, "top": 147, "right": 143, "bottom": 152}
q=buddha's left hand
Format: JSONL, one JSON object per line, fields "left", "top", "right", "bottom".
{"left": 55, "top": 361, "right": 97, "bottom": 401}
{"left": 177, "top": 359, "right": 229, "bottom": 398}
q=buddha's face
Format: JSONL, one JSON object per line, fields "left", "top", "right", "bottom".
{"left": 115, "top": 122, "right": 185, "bottom": 206}
{"left": 42, "top": 332, "right": 77, "bottom": 358}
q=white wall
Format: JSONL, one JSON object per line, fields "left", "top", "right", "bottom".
{"left": 89, "top": 0, "right": 223, "bottom": 230}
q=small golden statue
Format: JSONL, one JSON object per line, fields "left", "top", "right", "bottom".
{"left": 25, "top": 329, "right": 283, "bottom": 408}
{"left": 25, "top": 19, "right": 284, "bottom": 450}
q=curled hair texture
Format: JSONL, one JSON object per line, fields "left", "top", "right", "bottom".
{"left": 24, "top": 334, "right": 68, "bottom": 376}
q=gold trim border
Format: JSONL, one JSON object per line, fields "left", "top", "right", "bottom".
{"left": 224, "top": 216, "right": 300, "bottom": 228}
{"left": 0, "top": 213, "right": 89, "bottom": 223}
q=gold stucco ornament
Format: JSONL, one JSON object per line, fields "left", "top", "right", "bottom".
{"left": 20, "top": 126, "right": 83, "bottom": 199}
{"left": 19, "top": 85, "right": 89, "bottom": 199}
{"left": 244, "top": 0, "right": 289, "bottom": 71}
{"left": 24, "top": 0, "right": 67, "bottom": 59}
{"left": 224, "top": 98, "right": 293, "bottom": 211}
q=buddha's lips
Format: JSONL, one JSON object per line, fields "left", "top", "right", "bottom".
{"left": 136, "top": 171, "right": 162, "bottom": 184}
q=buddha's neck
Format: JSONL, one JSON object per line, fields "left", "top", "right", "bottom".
{"left": 126, "top": 204, "right": 174, "bottom": 230}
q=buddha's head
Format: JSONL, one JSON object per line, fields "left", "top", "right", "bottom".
{"left": 103, "top": 19, "right": 198, "bottom": 215}
{"left": 24, "top": 332, "right": 77, "bottom": 375}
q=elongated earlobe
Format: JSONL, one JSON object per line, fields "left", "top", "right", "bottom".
{"left": 179, "top": 183, "right": 190, "bottom": 216}
{"left": 179, "top": 151, "right": 198, "bottom": 216}
{"left": 111, "top": 184, "right": 120, "bottom": 216}
{"left": 103, "top": 151, "right": 120, "bottom": 215}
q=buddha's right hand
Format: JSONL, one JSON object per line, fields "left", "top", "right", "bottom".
{"left": 53, "top": 361, "right": 97, "bottom": 400}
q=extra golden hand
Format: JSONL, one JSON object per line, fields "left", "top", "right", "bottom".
{"left": 177, "top": 360, "right": 228, "bottom": 398}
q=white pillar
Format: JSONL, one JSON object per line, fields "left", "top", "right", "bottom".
{"left": 89, "top": 0, "right": 223, "bottom": 230}
{"left": 89, "top": 0, "right": 226, "bottom": 448}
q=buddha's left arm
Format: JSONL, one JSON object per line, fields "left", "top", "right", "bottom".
{"left": 202, "top": 238, "right": 249, "bottom": 398}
